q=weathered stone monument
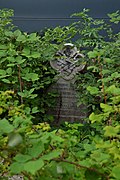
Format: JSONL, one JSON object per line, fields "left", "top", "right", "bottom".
{"left": 49, "top": 43, "right": 86, "bottom": 124}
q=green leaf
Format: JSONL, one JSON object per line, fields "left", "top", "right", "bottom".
{"left": 111, "top": 72, "right": 120, "bottom": 79}
{"left": 106, "top": 85, "right": 120, "bottom": 95}
{"left": 85, "top": 169, "right": 100, "bottom": 180}
{"left": 2, "top": 79, "right": 11, "bottom": 83}
{"left": 16, "top": 56, "right": 26, "bottom": 64}
{"left": 5, "top": 31, "right": 13, "bottom": 37}
{"left": 29, "top": 33, "right": 39, "bottom": 41}
{"left": 22, "top": 47, "right": 30, "bottom": 57}
{"left": 89, "top": 113, "right": 104, "bottom": 123}
{"left": 32, "top": 107, "right": 39, "bottom": 113}
{"left": 24, "top": 159, "right": 44, "bottom": 175}
{"left": 87, "top": 86, "right": 99, "bottom": 95}
{"left": 88, "top": 51, "right": 99, "bottom": 58}
{"left": 10, "top": 162, "right": 23, "bottom": 174}
{"left": 28, "top": 141, "right": 44, "bottom": 158}
{"left": 16, "top": 34, "right": 26, "bottom": 42}
{"left": 0, "top": 44, "right": 7, "bottom": 50}
{"left": 91, "top": 150, "right": 110, "bottom": 163}
{"left": 31, "top": 52, "right": 40, "bottom": 58}
{"left": 22, "top": 73, "right": 39, "bottom": 81}
{"left": 104, "top": 126, "right": 119, "bottom": 137}
{"left": 14, "top": 154, "right": 32, "bottom": 163}
{"left": 112, "top": 165, "right": 120, "bottom": 179}
{"left": 6, "top": 67, "right": 12, "bottom": 74}
{"left": 0, "top": 119, "right": 14, "bottom": 134}
{"left": 0, "top": 69, "right": 6, "bottom": 75}
{"left": 42, "top": 150, "right": 62, "bottom": 161}
{"left": 100, "top": 103, "right": 113, "bottom": 113}
{"left": 14, "top": 29, "right": 22, "bottom": 37}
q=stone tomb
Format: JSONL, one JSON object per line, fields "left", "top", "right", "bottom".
{"left": 49, "top": 43, "right": 86, "bottom": 123}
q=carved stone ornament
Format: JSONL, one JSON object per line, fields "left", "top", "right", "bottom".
{"left": 50, "top": 43, "right": 86, "bottom": 80}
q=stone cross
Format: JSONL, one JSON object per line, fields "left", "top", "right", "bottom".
{"left": 49, "top": 43, "right": 86, "bottom": 124}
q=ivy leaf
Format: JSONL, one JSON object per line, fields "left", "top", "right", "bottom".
{"left": 24, "top": 159, "right": 44, "bottom": 175}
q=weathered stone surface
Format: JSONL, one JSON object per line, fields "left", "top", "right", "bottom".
{"left": 49, "top": 43, "right": 86, "bottom": 124}
{"left": 48, "top": 78, "right": 86, "bottom": 123}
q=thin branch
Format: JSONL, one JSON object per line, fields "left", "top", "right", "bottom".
{"left": 18, "top": 65, "right": 23, "bottom": 104}
{"left": 54, "top": 158, "right": 109, "bottom": 180}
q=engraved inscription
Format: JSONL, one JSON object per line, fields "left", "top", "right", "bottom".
{"left": 48, "top": 43, "right": 86, "bottom": 123}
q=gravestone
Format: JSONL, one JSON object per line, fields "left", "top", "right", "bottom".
{"left": 49, "top": 43, "right": 86, "bottom": 124}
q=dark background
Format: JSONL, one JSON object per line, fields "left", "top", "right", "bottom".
{"left": 0, "top": 0, "right": 120, "bottom": 32}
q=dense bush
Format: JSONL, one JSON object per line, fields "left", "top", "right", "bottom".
{"left": 0, "top": 8, "right": 120, "bottom": 180}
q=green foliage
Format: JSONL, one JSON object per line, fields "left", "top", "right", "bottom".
{"left": 0, "top": 8, "right": 120, "bottom": 180}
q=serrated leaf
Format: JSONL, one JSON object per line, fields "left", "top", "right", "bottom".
{"left": 24, "top": 159, "right": 44, "bottom": 175}
{"left": 14, "top": 154, "right": 32, "bottom": 163}
{"left": 91, "top": 151, "right": 110, "bottom": 163}
{"left": 104, "top": 126, "right": 119, "bottom": 137}
{"left": 42, "top": 150, "right": 62, "bottom": 161}
{"left": 10, "top": 162, "right": 23, "bottom": 174}
{"left": 0, "top": 119, "right": 14, "bottom": 134}
{"left": 28, "top": 141, "right": 44, "bottom": 158}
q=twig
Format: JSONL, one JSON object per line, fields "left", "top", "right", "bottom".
{"left": 18, "top": 65, "right": 23, "bottom": 104}
{"left": 54, "top": 158, "right": 109, "bottom": 180}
